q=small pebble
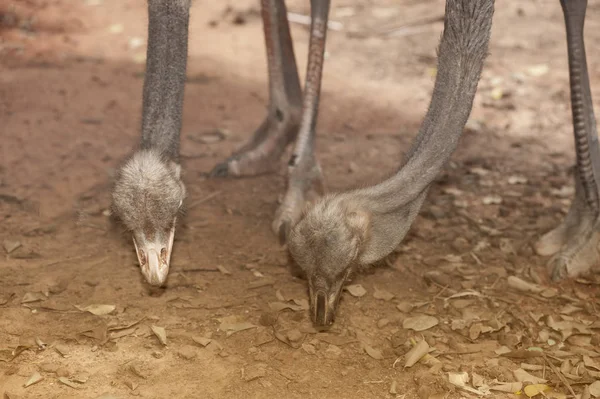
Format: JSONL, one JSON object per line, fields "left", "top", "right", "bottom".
{"left": 286, "top": 329, "right": 303, "bottom": 343}
{"left": 177, "top": 345, "right": 198, "bottom": 360}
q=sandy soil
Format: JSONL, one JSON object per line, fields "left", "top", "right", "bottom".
{"left": 1, "top": 0, "right": 600, "bottom": 398}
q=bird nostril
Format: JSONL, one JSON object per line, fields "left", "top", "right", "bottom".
{"left": 138, "top": 249, "right": 147, "bottom": 266}
{"left": 160, "top": 248, "right": 168, "bottom": 267}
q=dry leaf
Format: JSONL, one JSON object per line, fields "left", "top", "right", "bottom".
{"left": 151, "top": 325, "right": 167, "bottom": 345}
{"left": 448, "top": 372, "right": 470, "bottom": 387}
{"left": 448, "top": 371, "right": 487, "bottom": 395}
{"left": 24, "top": 372, "right": 43, "bottom": 388}
{"left": 527, "top": 64, "right": 549, "bottom": 77}
{"left": 3, "top": 239, "right": 21, "bottom": 254}
{"left": 489, "top": 382, "right": 523, "bottom": 393}
{"left": 75, "top": 304, "right": 116, "bottom": 316}
{"left": 508, "top": 176, "right": 527, "bottom": 185}
{"left": 22, "top": 292, "right": 47, "bottom": 303}
{"left": 589, "top": 381, "right": 600, "bottom": 397}
{"left": 217, "top": 265, "right": 231, "bottom": 275}
{"left": 58, "top": 377, "right": 81, "bottom": 390}
{"left": 219, "top": 316, "right": 256, "bottom": 337}
{"left": 373, "top": 287, "right": 394, "bottom": 301}
{"left": 482, "top": 195, "right": 502, "bottom": 205}
{"left": 402, "top": 315, "right": 439, "bottom": 331}
{"left": 523, "top": 384, "right": 550, "bottom": 397}
{"left": 345, "top": 284, "right": 366, "bottom": 297}
{"left": 192, "top": 336, "right": 212, "bottom": 347}
{"left": 513, "top": 368, "right": 547, "bottom": 384}
{"left": 363, "top": 344, "right": 383, "bottom": 360}
{"left": 396, "top": 302, "right": 413, "bottom": 313}
{"left": 403, "top": 339, "right": 429, "bottom": 368}
{"left": 507, "top": 276, "right": 543, "bottom": 293}
{"left": 521, "top": 363, "right": 544, "bottom": 371}
{"left": 472, "top": 372, "right": 485, "bottom": 387}
{"left": 584, "top": 355, "right": 600, "bottom": 371}
{"left": 268, "top": 302, "right": 303, "bottom": 312}
{"left": 291, "top": 298, "right": 309, "bottom": 310}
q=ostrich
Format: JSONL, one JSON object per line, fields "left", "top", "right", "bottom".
{"left": 111, "top": 0, "right": 598, "bottom": 303}
{"left": 111, "top": 0, "right": 329, "bottom": 286}
{"left": 288, "top": 0, "right": 599, "bottom": 327}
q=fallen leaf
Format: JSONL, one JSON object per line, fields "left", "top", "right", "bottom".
{"left": 402, "top": 315, "right": 439, "bottom": 331}
{"left": 217, "top": 265, "right": 231, "bottom": 275}
{"left": 24, "top": 372, "right": 43, "bottom": 388}
{"left": 110, "top": 327, "right": 137, "bottom": 339}
{"left": 523, "top": 384, "right": 550, "bottom": 397}
{"left": 489, "top": 382, "right": 523, "bottom": 393}
{"left": 490, "top": 87, "right": 504, "bottom": 101}
{"left": 363, "top": 344, "right": 383, "bottom": 360}
{"left": 472, "top": 372, "right": 485, "bottom": 387}
{"left": 315, "top": 333, "right": 357, "bottom": 346}
{"left": 150, "top": 325, "right": 167, "bottom": 346}
{"left": 373, "top": 287, "right": 394, "bottom": 301}
{"left": 268, "top": 302, "right": 303, "bottom": 312}
{"left": 192, "top": 336, "right": 212, "bottom": 347}
{"left": 291, "top": 298, "right": 309, "bottom": 310}
{"left": 58, "top": 377, "right": 81, "bottom": 389}
{"left": 508, "top": 176, "right": 527, "bottom": 185}
{"left": 71, "top": 373, "right": 89, "bottom": 384}
{"left": 54, "top": 344, "right": 69, "bottom": 356}
{"left": 527, "top": 64, "right": 549, "bottom": 77}
{"left": 589, "top": 381, "right": 600, "bottom": 397}
{"left": 75, "top": 304, "right": 116, "bottom": 316}
{"left": 482, "top": 195, "right": 502, "bottom": 205}
{"left": 3, "top": 239, "right": 21, "bottom": 254}
{"left": 540, "top": 287, "right": 558, "bottom": 298}
{"left": 0, "top": 293, "right": 14, "bottom": 306}
{"left": 403, "top": 339, "right": 429, "bottom": 368}
{"left": 584, "top": 355, "right": 600, "bottom": 371}
{"left": 396, "top": 302, "right": 413, "bottom": 313}
{"left": 345, "top": 284, "right": 366, "bottom": 297}
{"left": 448, "top": 371, "right": 487, "bottom": 395}
{"left": 22, "top": 292, "right": 47, "bottom": 303}
{"left": 513, "top": 368, "right": 547, "bottom": 384}
{"left": 219, "top": 316, "right": 256, "bottom": 337}
{"left": 507, "top": 276, "right": 543, "bottom": 293}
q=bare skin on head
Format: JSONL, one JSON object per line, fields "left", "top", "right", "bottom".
{"left": 111, "top": 0, "right": 189, "bottom": 286}
{"left": 288, "top": 0, "right": 495, "bottom": 327}
{"left": 535, "top": 0, "right": 600, "bottom": 280}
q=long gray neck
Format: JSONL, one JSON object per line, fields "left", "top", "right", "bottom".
{"left": 140, "top": 0, "right": 191, "bottom": 162}
{"left": 357, "top": 0, "right": 494, "bottom": 214}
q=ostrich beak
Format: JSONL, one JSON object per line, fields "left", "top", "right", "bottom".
{"left": 309, "top": 271, "right": 350, "bottom": 327}
{"left": 132, "top": 220, "right": 176, "bottom": 287}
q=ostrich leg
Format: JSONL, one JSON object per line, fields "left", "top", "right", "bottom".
{"left": 111, "top": 0, "right": 189, "bottom": 286}
{"left": 210, "top": 0, "right": 302, "bottom": 177}
{"left": 272, "top": 0, "right": 330, "bottom": 243}
{"left": 535, "top": 0, "right": 600, "bottom": 280}
{"left": 288, "top": 0, "right": 494, "bottom": 327}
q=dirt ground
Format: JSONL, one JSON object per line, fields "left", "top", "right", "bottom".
{"left": 2, "top": 0, "right": 600, "bottom": 398}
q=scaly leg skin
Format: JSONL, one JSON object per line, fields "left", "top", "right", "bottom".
{"left": 535, "top": 0, "right": 600, "bottom": 281}
{"left": 210, "top": 0, "right": 302, "bottom": 177}
{"left": 272, "top": 0, "right": 330, "bottom": 244}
